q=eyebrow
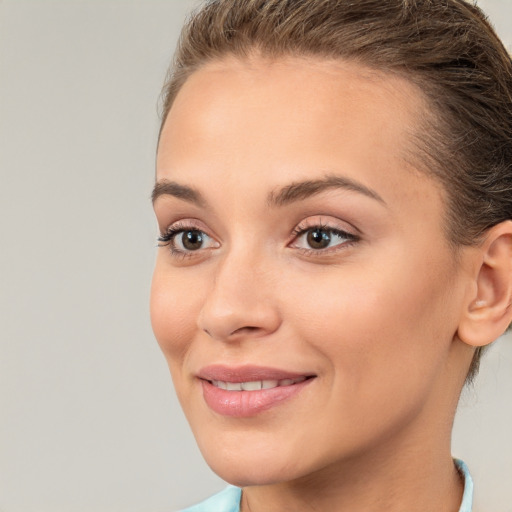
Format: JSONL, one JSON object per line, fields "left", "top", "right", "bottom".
{"left": 267, "top": 174, "right": 386, "bottom": 207}
{"left": 152, "top": 180, "right": 206, "bottom": 206}
{"left": 152, "top": 174, "right": 385, "bottom": 208}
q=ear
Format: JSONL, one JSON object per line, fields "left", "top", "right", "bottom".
{"left": 457, "top": 220, "right": 512, "bottom": 347}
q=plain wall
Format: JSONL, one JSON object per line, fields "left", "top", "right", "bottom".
{"left": 0, "top": 1, "right": 510, "bottom": 511}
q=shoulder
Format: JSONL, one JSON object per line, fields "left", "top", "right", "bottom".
{"left": 178, "top": 486, "right": 242, "bottom": 512}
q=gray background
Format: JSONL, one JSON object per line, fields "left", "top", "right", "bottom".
{"left": 0, "top": 1, "right": 510, "bottom": 511}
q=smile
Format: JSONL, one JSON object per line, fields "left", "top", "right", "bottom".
{"left": 210, "top": 376, "right": 307, "bottom": 391}
{"left": 198, "top": 366, "right": 316, "bottom": 417}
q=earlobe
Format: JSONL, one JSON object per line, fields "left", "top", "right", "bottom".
{"left": 457, "top": 220, "right": 512, "bottom": 347}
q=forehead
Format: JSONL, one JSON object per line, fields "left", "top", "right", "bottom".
{"left": 163, "top": 56, "right": 426, "bottom": 128}
{"left": 157, "top": 55, "right": 440, "bottom": 215}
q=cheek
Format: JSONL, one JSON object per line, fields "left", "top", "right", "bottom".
{"left": 287, "top": 252, "right": 458, "bottom": 391}
{"left": 150, "top": 264, "right": 201, "bottom": 371}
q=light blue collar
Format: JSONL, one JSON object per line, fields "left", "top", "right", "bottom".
{"left": 455, "top": 458, "right": 474, "bottom": 512}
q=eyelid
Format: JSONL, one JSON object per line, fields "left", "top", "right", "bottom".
{"left": 158, "top": 216, "right": 209, "bottom": 236}
{"left": 157, "top": 219, "right": 220, "bottom": 258}
{"left": 290, "top": 216, "right": 359, "bottom": 238}
{"left": 289, "top": 217, "right": 360, "bottom": 255}
{"left": 158, "top": 221, "right": 199, "bottom": 244}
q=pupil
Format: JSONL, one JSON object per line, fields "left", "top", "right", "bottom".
{"left": 307, "top": 228, "right": 331, "bottom": 249}
{"left": 182, "top": 230, "right": 203, "bottom": 250}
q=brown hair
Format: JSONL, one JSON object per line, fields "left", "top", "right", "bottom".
{"left": 159, "top": 0, "right": 512, "bottom": 382}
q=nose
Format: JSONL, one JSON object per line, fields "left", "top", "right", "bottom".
{"left": 197, "top": 250, "right": 281, "bottom": 342}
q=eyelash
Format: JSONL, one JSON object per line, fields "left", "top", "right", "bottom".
{"left": 157, "top": 222, "right": 209, "bottom": 259}
{"left": 290, "top": 222, "right": 359, "bottom": 256}
{"left": 157, "top": 220, "right": 359, "bottom": 259}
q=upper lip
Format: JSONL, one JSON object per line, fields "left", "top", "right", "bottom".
{"left": 197, "top": 365, "right": 316, "bottom": 383}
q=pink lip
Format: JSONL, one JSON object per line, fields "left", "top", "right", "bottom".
{"left": 198, "top": 364, "right": 313, "bottom": 382}
{"left": 198, "top": 365, "right": 316, "bottom": 418}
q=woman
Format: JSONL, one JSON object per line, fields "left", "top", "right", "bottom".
{"left": 151, "top": 0, "right": 512, "bottom": 510}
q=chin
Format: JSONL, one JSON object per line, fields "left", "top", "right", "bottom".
{"left": 197, "top": 434, "right": 310, "bottom": 487}
{"left": 207, "top": 458, "right": 300, "bottom": 488}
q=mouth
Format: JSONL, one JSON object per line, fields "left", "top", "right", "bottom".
{"left": 197, "top": 365, "right": 316, "bottom": 417}
{"left": 209, "top": 376, "right": 309, "bottom": 391}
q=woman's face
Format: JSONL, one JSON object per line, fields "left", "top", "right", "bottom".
{"left": 152, "top": 57, "right": 471, "bottom": 486}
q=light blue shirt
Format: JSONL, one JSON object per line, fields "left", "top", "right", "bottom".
{"left": 179, "top": 459, "right": 473, "bottom": 512}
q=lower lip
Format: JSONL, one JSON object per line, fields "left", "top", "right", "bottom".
{"left": 201, "top": 378, "right": 313, "bottom": 418}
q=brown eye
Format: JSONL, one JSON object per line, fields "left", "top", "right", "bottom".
{"left": 158, "top": 226, "right": 220, "bottom": 255}
{"left": 291, "top": 224, "right": 357, "bottom": 253}
{"left": 306, "top": 228, "right": 331, "bottom": 249}
{"left": 181, "top": 230, "right": 204, "bottom": 251}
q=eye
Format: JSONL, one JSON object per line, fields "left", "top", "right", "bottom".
{"left": 174, "top": 230, "right": 210, "bottom": 251}
{"left": 291, "top": 225, "right": 358, "bottom": 252}
{"left": 158, "top": 223, "right": 219, "bottom": 256}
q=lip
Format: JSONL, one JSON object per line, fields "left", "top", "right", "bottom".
{"left": 198, "top": 364, "right": 314, "bottom": 382}
{"left": 198, "top": 365, "right": 316, "bottom": 418}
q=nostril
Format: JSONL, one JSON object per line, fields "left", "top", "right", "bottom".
{"left": 203, "top": 326, "right": 259, "bottom": 337}
{"left": 198, "top": 297, "right": 282, "bottom": 341}
{"left": 230, "top": 326, "right": 262, "bottom": 336}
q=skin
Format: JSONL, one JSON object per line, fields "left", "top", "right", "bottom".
{"left": 151, "top": 56, "right": 508, "bottom": 511}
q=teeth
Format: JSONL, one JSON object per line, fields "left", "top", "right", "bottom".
{"left": 211, "top": 377, "right": 307, "bottom": 391}
{"left": 241, "top": 381, "right": 262, "bottom": 391}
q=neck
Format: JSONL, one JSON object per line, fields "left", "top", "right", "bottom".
{"left": 242, "top": 453, "right": 463, "bottom": 512}
{"left": 241, "top": 420, "right": 464, "bottom": 512}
